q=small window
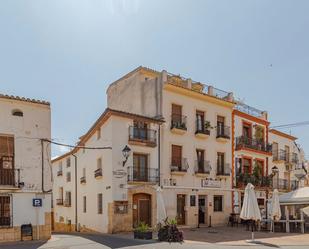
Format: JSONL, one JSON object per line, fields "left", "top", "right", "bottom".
{"left": 98, "top": 193, "right": 103, "bottom": 214}
{"left": 66, "top": 158, "right": 71, "bottom": 168}
{"left": 66, "top": 172, "right": 71, "bottom": 182}
{"left": 214, "top": 195, "right": 223, "bottom": 212}
{"left": 83, "top": 196, "right": 87, "bottom": 213}
{"left": 12, "top": 109, "right": 23, "bottom": 117}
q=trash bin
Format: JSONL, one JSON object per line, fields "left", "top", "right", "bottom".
{"left": 21, "top": 224, "right": 33, "bottom": 241}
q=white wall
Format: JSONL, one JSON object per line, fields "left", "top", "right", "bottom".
{"left": 0, "top": 98, "right": 52, "bottom": 192}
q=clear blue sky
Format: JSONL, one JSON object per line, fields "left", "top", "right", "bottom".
{"left": 1, "top": 0, "right": 309, "bottom": 158}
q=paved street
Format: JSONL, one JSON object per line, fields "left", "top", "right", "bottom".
{"left": 1, "top": 227, "right": 309, "bottom": 249}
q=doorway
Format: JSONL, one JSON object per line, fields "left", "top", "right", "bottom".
{"left": 198, "top": 196, "right": 207, "bottom": 225}
{"left": 177, "top": 194, "right": 186, "bottom": 225}
{"left": 133, "top": 193, "right": 151, "bottom": 228}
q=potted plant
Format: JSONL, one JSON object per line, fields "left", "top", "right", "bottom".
{"left": 134, "top": 222, "right": 153, "bottom": 240}
{"left": 157, "top": 218, "right": 184, "bottom": 242}
{"left": 204, "top": 121, "right": 213, "bottom": 134}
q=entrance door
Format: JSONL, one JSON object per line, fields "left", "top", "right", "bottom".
{"left": 133, "top": 193, "right": 151, "bottom": 228}
{"left": 177, "top": 194, "right": 186, "bottom": 225}
{"left": 198, "top": 196, "right": 206, "bottom": 224}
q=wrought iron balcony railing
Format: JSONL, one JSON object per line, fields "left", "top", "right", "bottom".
{"left": 0, "top": 169, "right": 18, "bottom": 187}
{"left": 127, "top": 166, "right": 159, "bottom": 183}
{"left": 94, "top": 168, "right": 103, "bottom": 178}
{"left": 195, "top": 120, "right": 211, "bottom": 135}
{"left": 216, "top": 163, "right": 230, "bottom": 176}
{"left": 170, "top": 157, "right": 189, "bottom": 172}
{"left": 216, "top": 125, "right": 230, "bottom": 139}
{"left": 236, "top": 136, "right": 272, "bottom": 153}
{"left": 80, "top": 176, "right": 86, "bottom": 184}
{"left": 56, "top": 198, "right": 64, "bottom": 205}
{"left": 171, "top": 114, "right": 187, "bottom": 130}
{"left": 128, "top": 126, "right": 157, "bottom": 146}
{"left": 194, "top": 160, "right": 211, "bottom": 174}
{"left": 235, "top": 174, "right": 272, "bottom": 188}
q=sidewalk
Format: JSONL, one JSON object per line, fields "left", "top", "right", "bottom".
{"left": 181, "top": 226, "right": 309, "bottom": 246}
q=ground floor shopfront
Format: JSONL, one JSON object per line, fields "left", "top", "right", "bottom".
{"left": 53, "top": 185, "right": 234, "bottom": 234}
{"left": 0, "top": 192, "right": 51, "bottom": 242}
{"left": 162, "top": 187, "right": 233, "bottom": 227}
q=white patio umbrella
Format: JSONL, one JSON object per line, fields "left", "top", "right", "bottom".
{"left": 240, "top": 183, "right": 261, "bottom": 242}
{"left": 156, "top": 187, "right": 167, "bottom": 224}
{"left": 270, "top": 189, "right": 281, "bottom": 232}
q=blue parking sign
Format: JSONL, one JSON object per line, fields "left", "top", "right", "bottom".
{"left": 32, "top": 198, "right": 42, "bottom": 207}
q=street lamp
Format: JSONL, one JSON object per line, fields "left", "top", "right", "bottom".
{"left": 122, "top": 145, "right": 131, "bottom": 167}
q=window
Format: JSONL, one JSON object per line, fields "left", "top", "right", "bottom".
{"left": 65, "top": 192, "right": 71, "bottom": 206}
{"left": 59, "top": 162, "right": 63, "bottom": 172}
{"left": 0, "top": 136, "right": 14, "bottom": 186}
{"left": 214, "top": 196, "right": 223, "bottom": 212}
{"left": 243, "top": 158, "right": 252, "bottom": 174}
{"left": 83, "top": 196, "right": 86, "bottom": 213}
{"left": 0, "top": 196, "right": 11, "bottom": 226}
{"left": 243, "top": 122, "right": 252, "bottom": 138}
{"left": 98, "top": 193, "right": 103, "bottom": 214}
{"left": 171, "top": 145, "right": 182, "bottom": 169}
{"left": 66, "top": 158, "right": 71, "bottom": 168}
{"left": 97, "top": 158, "right": 102, "bottom": 170}
{"left": 190, "top": 195, "right": 196, "bottom": 207}
{"left": 12, "top": 109, "right": 23, "bottom": 117}
{"left": 133, "top": 154, "right": 148, "bottom": 181}
{"left": 255, "top": 160, "right": 264, "bottom": 176}
{"left": 196, "top": 149, "right": 205, "bottom": 173}
{"left": 272, "top": 142, "right": 279, "bottom": 159}
{"left": 66, "top": 172, "right": 71, "bottom": 182}
{"left": 97, "top": 128, "right": 101, "bottom": 140}
{"left": 217, "top": 152, "right": 225, "bottom": 174}
{"left": 196, "top": 110, "right": 205, "bottom": 132}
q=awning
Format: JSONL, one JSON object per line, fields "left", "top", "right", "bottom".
{"left": 279, "top": 187, "right": 309, "bottom": 205}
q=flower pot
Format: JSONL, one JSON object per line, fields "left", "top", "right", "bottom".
{"left": 134, "top": 231, "right": 153, "bottom": 240}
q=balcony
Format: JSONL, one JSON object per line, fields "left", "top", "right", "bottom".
{"left": 273, "top": 150, "right": 289, "bottom": 163}
{"left": 236, "top": 136, "right": 272, "bottom": 154}
{"left": 170, "top": 115, "right": 187, "bottom": 134}
{"left": 128, "top": 126, "right": 157, "bottom": 147}
{"left": 216, "top": 163, "right": 230, "bottom": 176}
{"left": 57, "top": 170, "right": 63, "bottom": 176}
{"left": 291, "top": 153, "right": 299, "bottom": 164}
{"left": 170, "top": 158, "right": 189, "bottom": 174}
{"left": 273, "top": 179, "right": 289, "bottom": 191}
{"left": 194, "top": 160, "right": 211, "bottom": 176}
{"left": 235, "top": 174, "right": 272, "bottom": 188}
{"left": 94, "top": 168, "right": 103, "bottom": 179}
{"left": 127, "top": 166, "right": 159, "bottom": 184}
{"left": 195, "top": 120, "right": 211, "bottom": 139}
{"left": 80, "top": 176, "right": 86, "bottom": 184}
{"left": 216, "top": 126, "right": 230, "bottom": 142}
{"left": 63, "top": 199, "right": 71, "bottom": 207}
{"left": 0, "top": 169, "right": 18, "bottom": 188}
{"left": 0, "top": 216, "right": 11, "bottom": 227}
{"left": 56, "top": 198, "right": 64, "bottom": 206}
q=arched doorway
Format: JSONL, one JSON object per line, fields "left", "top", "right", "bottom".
{"left": 133, "top": 193, "right": 151, "bottom": 228}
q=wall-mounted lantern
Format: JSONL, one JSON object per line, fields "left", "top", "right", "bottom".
{"left": 122, "top": 145, "right": 131, "bottom": 167}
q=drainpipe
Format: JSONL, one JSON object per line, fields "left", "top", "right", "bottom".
{"left": 41, "top": 139, "right": 45, "bottom": 193}
{"left": 72, "top": 154, "right": 78, "bottom": 232}
{"left": 158, "top": 124, "right": 161, "bottom": 187}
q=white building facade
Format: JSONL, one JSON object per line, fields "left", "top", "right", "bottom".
{"left": 52, "top": 66, "right": 307, "bottom": 234}
{"left": 0, "top": 94, "right": 52, "bottom": 242}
